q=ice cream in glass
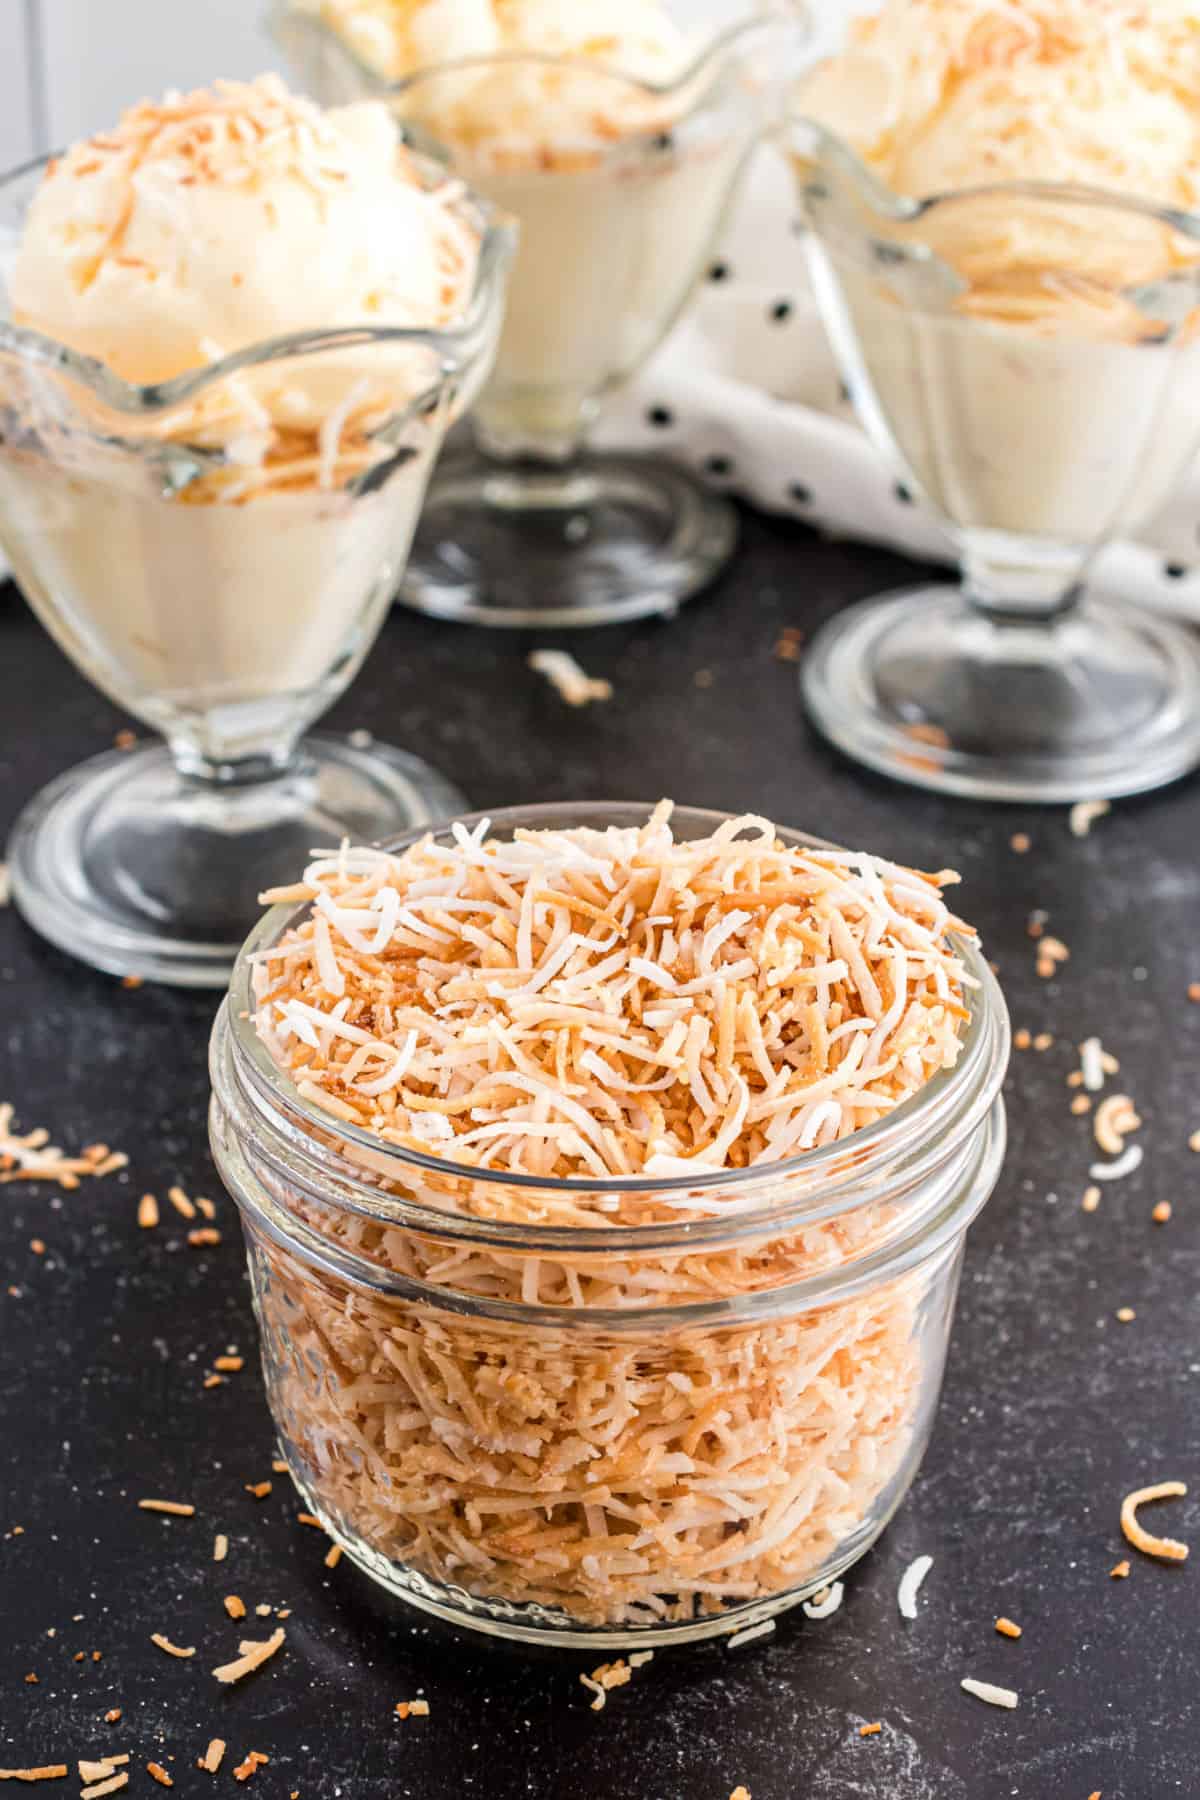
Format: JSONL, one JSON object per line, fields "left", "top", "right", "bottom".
{"left": 790, "top": 0, "right": 1200, "bottom": 802}
{"left": 0, "top": 75, "right": 513, "bottom": 985}
{"left": 273, "top": 0, "right": 809, "bottom": 626}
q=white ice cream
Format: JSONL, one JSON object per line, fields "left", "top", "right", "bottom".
{"left": 799, "top": 0, "right": 1200, "bottom": 549}
{"left": 307, "top": 0, "right": 776, "bottom": 454}
{"left": 0, "top": 76, "right": 484, "bottom": 755}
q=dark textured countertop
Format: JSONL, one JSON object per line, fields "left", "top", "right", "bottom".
{"left": 2, "top": 510, "right": 1197, "bottom": 1800}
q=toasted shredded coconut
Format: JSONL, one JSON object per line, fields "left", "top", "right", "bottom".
{"left": 150, "top": 1635, "right": 194, "bottom": 1659}
{"left": 1093, "top": 1095, "right": 1141, "bottom": 1157}
{"left": 528, "top": 650, "right": 613, "bottom": 708}
{"left": 1069, "top": 800, "right": 1110, "bottom": 838}
{"left": 0, "top": 1772, "right": 68, "bottom": 1785}
{"left": 0, "top": 1105, "right": 125, "bottom": 1190}
{"left": 897, "top": 1553, "right": 933, "bottom": 1620}
{"left": 725, "top": 1619, "right": 777, "bottom": 1649}
{"left": 1110, "top": 1560, "right": 1130, "bottom": 1578}
{"left": 859, "top": 1722, "right": 882, "bottom": 1737}
{"left": 137, "top": 1194, "right": 159, "bottom": 1229}
{"left": 224, "top": 1596, "right": 246, "bottom": 1620}
{"left": 213, "top": 1534, "right": 228, "bottom": 1563}
{"left": 802, "top": 1581, "right": 845, "bottom": 1620}
{"left": 960, "top": 1678, "right": 1018, "bottom": 1709}
{"left": 79, "top": 1776, "right": 127, "bottom": 1800}
{"left": 995, "top": 1617, "right": 1022, "bottom": 1638}
{"left": 247, "top": 807, "right": 976, "bottom": 1628}
{"left": 1089, "top": 1144, "right": 1143, "bottom": 1182}
{"left": 145, "top": 1767, "right": 171, "bottom": 1789}
{"left": 213, "top": 1629, "right": 285, "bottom": 1685}
{"left": 200, "top": 1741, "right": 225, "bottom": 1775}
{"left": 138, "top": 1500, "right": 194, "bottom": 1517}
{"left": 1121, "top": 1481, "right": 1189, "bottom": 1562}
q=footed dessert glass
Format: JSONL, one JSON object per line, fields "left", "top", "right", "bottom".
{"left": 274, "top": 4, "right": 809, "bottom": 627}
{"left": 0, "top": 155, "right": 513, "bottom": 986}
{"left": 790, "top": 122, "right": 1200, "bottom": 802}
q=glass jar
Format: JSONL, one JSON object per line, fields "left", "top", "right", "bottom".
{"left": 209, "top": 803, "right": 1009, "bottom": 1648}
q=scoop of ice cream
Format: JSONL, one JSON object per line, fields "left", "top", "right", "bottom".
{"left": 801, "top": 0, "right": 1200, "bottom": 204}
{"left": 799, "top": 1, "right": 1200, "bottom": 306}
{"left": 9, "top": 74, "right": 479, "bottom": 430}
{"left": 314, "top": 0, "right": 695, "bottom": 154}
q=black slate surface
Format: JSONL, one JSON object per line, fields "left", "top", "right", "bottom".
{"left": 2, "top": 510, "right": 1197, "bottom": 1800}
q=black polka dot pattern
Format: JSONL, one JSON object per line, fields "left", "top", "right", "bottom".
{"left": 705, "top": 455, "right": 733, "bottom": 479}
{"left": 788, "top": 483, "right": 813, "bottom": 507}
{"left": 769, "top": 299, "right": 794, "bottom": 324}
{"left": 708, "top": 261, "right": 731, "bottom": 283}
{"left": 646, "top": 405, "right": 674, "bottom": 429}
{"left": 1165, "top": 562, "right": 1189, "bottom": 580}
{"left": 894, "top": 482, "right": 914, "bottom": 504}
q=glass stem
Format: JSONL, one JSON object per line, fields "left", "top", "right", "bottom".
{"left": 960, "top": 530, "right": 1087, "bottom": 627}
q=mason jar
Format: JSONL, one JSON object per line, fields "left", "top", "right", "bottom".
{"left": 208, "top": 803, "right": 1009, "bottom": 1648}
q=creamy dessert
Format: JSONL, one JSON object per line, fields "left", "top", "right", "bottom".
{"left": 296, "top": 0, "right": 775, "bottom": 453}
{"left": 0, "top": 76, "right": 484, "bottom": 758}
{"left": 225, "top": 803, "right": 988, "bottom": 1630}
{"left": 798, "top": 0, "right": 1200, "bottom": 545}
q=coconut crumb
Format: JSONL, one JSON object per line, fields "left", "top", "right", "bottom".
{"left": 0, "top": 1771, "right": 69, "bottom": 1784}
{"left": 528, "top": 650, "right": 613, "bottom": 708}
{"left": 1093, "top": 1094, "right": 1141, "bottom": 1157}
{"left": 725, "top": 1619, "right": 776, "bottom": 1650}
{"left": 1081, "top": 1186, "right": 1101, "bottom": 1213}
{"left": 1120, "top": 1481, "right": 1189, "bottom": 1562}
{"left": 137, "top": 1194, "right": 159, "bottom": 1229}
{"left": 295, "top": 1513, "right": 323, "bottom": 1529}
{"left": 187, "top": 1229, "right": 221, "bottom": 1247}
{"left": 802, "top": 1581, "right": 845, "bottom": 1620}
{"left": 994, "top": 1617, "right": 1022, "bottom": 1639}
{"left": 0, "top": 1105, "right": 126, "bottom": 1191}
{"left": 1089, "top": 1144, "right": 1143, "bottom": 1182}
{"left": 213, "top": 1629, "right": 285, "bottom": 1685}
{"left": 323, "top": 1544, "right": 342, "bottom": 1569}
{"left": 150, "top": 1634, "right": 195, "bottom": 1659}
{"left": 103, "top": 1713, "right": 121, "bottom": 1726}
{"left": 1071, "top": 1096, "right": 1092, "bottom": 1116}
{"left": 199, "top": 1741, "right": 225, "bottom": 1774}
{"left": 1013, "top": 1028, "right": 1031, "bottom": 1050}
{"left": 1069, "top": 800, "right": 1110, "bottom": 838}
{"left": 1189, "top": 983, "right": 1200, "bottom": 1003}
{"left": 1116, "top": 1307, "right": 1136, "bottom": 1323}
{"left": 730, "top": 1789, "right": 751, "bottom": 1800}
{"left": 858, "top": 1722, "right": 882, "bottom": 1737}
{"left": 1110, "top": 1560, "right": 1130, "bottom": 1578}
{"left": 195, "top": 1197, "right": 217, "bottom": 1221}
{"left": 214, "top": 1356, "right": 243, "bottom": 1373}
{"left": 897, "top": 1554, "right": 933, "bottom": 1620}
{"left": 145, "top": 1767, "right": 172, "bottom": 1789}
{"left": 960, "top": 1678, "right": 1018, "bottom": 1710}
{"left": 224, "top": 1596, "right": 246, "bottom": 1620}
{"left": 213, "top": 1534, "right": 228, "bottom": 1563}
{"left": 394, "top": 1700, "right": 430, "bottom": 1720}
{"left": 231, "top": 1753, "right": 268, "bottom": 1785}
{"left": 1009, "top": 833, "right": 1031, "bottom": 854}
{"left": 137, "top": 1500, "right": 194, "bottom": 1518}
{"left": 1032, "top": 1032, "right": 1053, "bottom": 1052}
{"left": 166, "top": 1187, "right": 196, "bottom": 1221}
{"left": 245, "top": 1483, "right": 272, "bottom": 1500}
{"left": 79, "top": 1776, "right": 127, "bottom": 1800}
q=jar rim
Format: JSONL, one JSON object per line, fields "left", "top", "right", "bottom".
{"left": 215, "top": 801, "right": 1010, "bottom": 1255}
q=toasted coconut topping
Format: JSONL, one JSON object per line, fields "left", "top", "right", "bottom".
{"left": 145, "top": 1767, "right": 172, "bottom": 1789}
{"left": 1110, "top": 1560, "right": 1130, "bottom": 1579}
{"left": 1069, "top": 800, "right": 1110, "bottom": 838}
{"left": 150, "top": 1635, "right": 195, "bottom": 1659}
{"left": 0, "top": 1771, "right": 69, "bottom": 1784}
{"left": 859, "top": 1722, "right": 882, "bottom": 1737}
{"left": 223, "top": 1596, "right": 246, "bottom": 1621}
{"left": 1089, "top": 1144, "right": 1143, "bottom": 1182}
{"left": 960, "top": 1678, "right": 1018, "bottom": 1709}
{"left": 138, "top": 1500, "right": 194, "bottom": 1518}
{"left": 79, "top": 1776, "right": 127, "bottom": 1800}
{"left": 995, "top": 1617, "right": 1022, "bottom": 1638}
{"left": 137, "top": 1194, "right": 159, "bottom": 1229}
{"left": 1121, "top": 1481, "right": 1189, "bottom": 1562}
{"left": 213, "top": 1534, "right": 228, "bottom": 1563}
{"left": 213, "top": 1629, "right": 285, "bottom": 1686}
{"left": 255, "top": 805, "right": 974, "bottom": 1196}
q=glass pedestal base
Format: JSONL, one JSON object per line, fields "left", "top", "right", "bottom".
{"left": 802, "top": 584, "right": 1200, "bottom": 803}
{"left": 398, "top": 449, "right": 738, "bottom": 628}
{"left": 7, "top": 732, "right": 465, "bottom": 987}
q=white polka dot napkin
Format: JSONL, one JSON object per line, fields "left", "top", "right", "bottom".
{"left": 597, "top": 144, "right": 1200, "bottom": 622}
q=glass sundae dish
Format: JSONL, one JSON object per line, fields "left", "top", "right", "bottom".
{"left": 273, "top": 0, "right": 809, "bottom": 627}
{"left": 0, "top": 76, "right": 513, "bottom": 984}
{"left": 791, "top": 0, "right": 1200, "bottom": 801}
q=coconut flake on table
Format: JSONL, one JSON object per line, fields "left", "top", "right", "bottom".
{"left": 897, "top": 1553, "right": 933, "bottom": 1620}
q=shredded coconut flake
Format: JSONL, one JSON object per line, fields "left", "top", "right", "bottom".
{"left": 1070, "top": 800, "right": 1111, "bottom": 838}
{"left": 528, "top": 651, "right": 613, "bottom": 708}
{"left": 802, "top": 1581, "right": 845, "bottom": 1620}
{"left": 897, "top": 1553, "right": 933, "bottom": 1619}
{"left": 1089, "top": 1143, "right": 1143, "bottom": 1182}
{"left": 960, "top": 1677, "right": 1018, "bottom": 1710}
